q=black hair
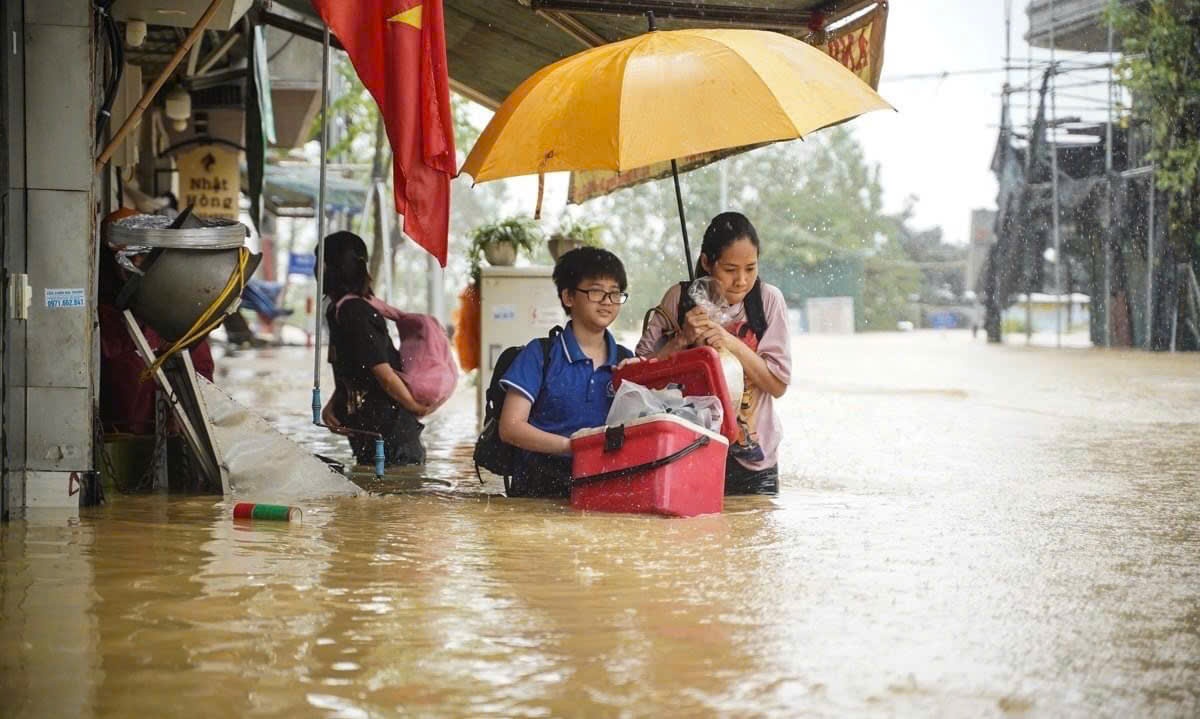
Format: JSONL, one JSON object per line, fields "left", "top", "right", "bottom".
{"left": 552, "top": 246, "right": 627, "bottom": 315}
{"left": 317, "top": 231, "right": 373, "bottom": 300}
{"left": 696, "top": 211, "right": 760, "bottom": 278}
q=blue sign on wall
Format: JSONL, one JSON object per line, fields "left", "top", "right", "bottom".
{"left": 287, "top": 252, "right": 316, "bottom": 277}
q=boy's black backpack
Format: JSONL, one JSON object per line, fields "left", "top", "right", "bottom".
{"left": 473, "top": 326, "right": 562, "bottom": 487}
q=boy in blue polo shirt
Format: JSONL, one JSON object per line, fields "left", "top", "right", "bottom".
{"left": 498, "top": 247, "right": 634, "bottom": 497}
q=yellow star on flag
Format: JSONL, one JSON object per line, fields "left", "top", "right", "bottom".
{"left": 387, "top": 3, "right": 422, "bottom": 29}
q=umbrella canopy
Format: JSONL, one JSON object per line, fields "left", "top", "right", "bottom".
{"left": 460, "top": 27, "right": 892, "bottom": 182}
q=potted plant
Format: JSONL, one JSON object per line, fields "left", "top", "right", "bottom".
{"left": 547, "top": 216, "right": 606, "bottom": 261}
{"left": 468, "top": 217, "right": 543, "bottom": 275}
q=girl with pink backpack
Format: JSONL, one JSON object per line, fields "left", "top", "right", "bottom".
{"left": 318, "top": 232, "right": 457, "bottom": 467}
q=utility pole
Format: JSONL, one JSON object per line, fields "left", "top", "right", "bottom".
{"left": 1104, "top": 17, "right": 1114, "bottom": 348}
{"left": 718, "top": 159, "right": 729, "bottom": 210}
{"left": 1049, "top": 0, "right": 1063, "bottom": 348}
{"left": 1024, "top": 0, "right": 1034, "bottom": 345}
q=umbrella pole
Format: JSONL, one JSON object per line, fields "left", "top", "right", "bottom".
{"left": 311, "top": 25, "right": 331, "bottom": 425}
{"left": 670, "top": 159, "right": 695, "bottom": 282}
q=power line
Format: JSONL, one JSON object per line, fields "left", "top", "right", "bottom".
{"left": 885, "top": 59, "right": 1117, "bottom": 85}
{"left": 882, "top": 64, "right": 1052, "bottom": 82}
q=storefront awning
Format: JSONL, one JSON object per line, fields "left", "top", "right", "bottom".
{"left": 264, "top": 0, "right": 888, "bottom": 110}
{"left": 264, "top": 165, "right": 368, "bottom": 218}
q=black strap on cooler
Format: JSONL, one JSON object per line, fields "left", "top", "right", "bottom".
{"left": 570, "top": 429, "right": 711, "bottom": 488}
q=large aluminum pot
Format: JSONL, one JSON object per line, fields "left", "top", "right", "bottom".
{"left": 129, "top": 248, "right": 262, "bottom": 342}
{"left": 111, "top": 216, "right": 261, "bottom": 342}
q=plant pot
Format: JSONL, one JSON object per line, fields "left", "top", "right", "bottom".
{"left": 483, "top": 240, "right": 517, "bottom": 267}
{"left": 547, "top": 235, "right": 585, "bottom": 261}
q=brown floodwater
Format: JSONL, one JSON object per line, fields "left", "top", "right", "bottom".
{"left": 2, "top": 331, "right": 1198, "bottom": 717}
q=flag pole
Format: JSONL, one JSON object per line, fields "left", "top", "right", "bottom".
{"left": 312, "top": 24, "right": 331, "bottom": 424}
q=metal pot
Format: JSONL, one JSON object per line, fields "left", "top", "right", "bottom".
{"left": 129, "top": 248, "right": 261, "bottom": 342}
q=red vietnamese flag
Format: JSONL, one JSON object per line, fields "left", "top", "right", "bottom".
{"left": 311, "top": 0, "right": 457, "bottom": 265}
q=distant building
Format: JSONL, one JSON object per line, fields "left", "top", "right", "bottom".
{"left": 1003, "top": 293, "right": 1092, "bottom": 333}
{"left": 967, "top": 208, "right": 997, "bottom": 295}
{"left": 1025, "top": 0, "right": 1132, "bottom": 52}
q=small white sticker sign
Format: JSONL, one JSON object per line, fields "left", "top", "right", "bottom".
{"left": 45, "top": 288, "right": 85, "bottom": 309}
{"left": 492, "top": 304, "right": 516, "bottom": 321}
{"left": 530, "top": 305, "right": 563, "bottom": 329}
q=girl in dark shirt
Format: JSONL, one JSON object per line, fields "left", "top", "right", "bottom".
{"left": 318, "top": 232, "right": 426, "bottom": 466}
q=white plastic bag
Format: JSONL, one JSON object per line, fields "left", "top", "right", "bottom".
{"left": 605, "top": 380, "right": 724, "bottom": 434}
{"left": 688, "top": 276, "right": 737, "bottom": 326}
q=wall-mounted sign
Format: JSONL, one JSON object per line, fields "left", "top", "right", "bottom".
{"left": 178, "top": 144, "right": 240, "bottom": 220}
{"left": 45, "top": 288, "right": 85, "bottom": 308}
{"left": 287, "top": 252, "right": 316, "bottom": 277}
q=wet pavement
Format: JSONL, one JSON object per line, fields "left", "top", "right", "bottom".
{"left": 2, "top": 331, "right": 1198, "bottom": 717}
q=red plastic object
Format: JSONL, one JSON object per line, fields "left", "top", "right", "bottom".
{"left": 612, "top": 346, "right": 738, "bottom": 443}
{"left": 570, "top": 413, "right": 728, "bottom": 517}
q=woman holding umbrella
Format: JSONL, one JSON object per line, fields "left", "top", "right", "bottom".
{"left": 637, "top": 212, "right": 791, "bottom": 496}
{"left": 459, "top": 20, "right": 889, "bottom": 494}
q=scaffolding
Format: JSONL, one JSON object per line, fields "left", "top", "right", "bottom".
{"left": 981, "top": 0, "right": 1194, "bottom": 351}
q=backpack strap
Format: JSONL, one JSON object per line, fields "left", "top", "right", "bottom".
{"left": 674, "top": 280, "right": 695, "bottom": 331}
{"left": 536, "top": 325, "right": 562, "bottom": 386}
{"left": 497, "top": 325, "right": 562, "bottom": 492}
{"left": 642, "top": 305, "right": 678, "bottom": 341}
{"left": 743, "top": 279, "right": 768, "bottom": 341}
{"left": 333, "top": 293, "right": 363, "bottom": 321}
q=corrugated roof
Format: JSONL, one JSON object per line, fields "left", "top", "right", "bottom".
{"left": 269, "top": 0, "right": 866, "bottom": 108}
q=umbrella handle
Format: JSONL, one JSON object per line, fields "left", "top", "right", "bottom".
{"left": 670, "top": 159, "right": 695, "bottom": 282}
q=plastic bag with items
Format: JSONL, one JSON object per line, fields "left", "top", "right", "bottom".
{"left": 686, "top": 276, "right": 744, "bottom": 401}
{"left": 605, "top": 380, "right": 724, "bottom": 434}
{"left": 688, "top": 276, "right": 737, "bottom": 326}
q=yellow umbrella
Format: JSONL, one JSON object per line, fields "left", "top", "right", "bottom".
{"left": 461, "top": 23, "right": 892, "bottom": 278}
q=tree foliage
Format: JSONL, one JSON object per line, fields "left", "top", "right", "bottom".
{"left": 1110, "top": 0, "right": 1200, "bottom": 257}
{"left": 561, "top": 127, "right": 931, "bottom": 332}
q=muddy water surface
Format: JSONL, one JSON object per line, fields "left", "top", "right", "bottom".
{"left": 2, "top": 332, "right": 1198, "bottom": 717}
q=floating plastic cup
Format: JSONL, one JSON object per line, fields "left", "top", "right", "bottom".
{"left": 232, "top": 502, "right": 302, "bottom": 522}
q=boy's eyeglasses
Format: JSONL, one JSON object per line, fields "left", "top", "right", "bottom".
{"left": 573, "top": 287, "right": 630, "bottom": 305}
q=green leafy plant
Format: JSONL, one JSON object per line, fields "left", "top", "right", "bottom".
{"left": 554, "top": 216, "right": 606, "bottom": 246}
{"left": 468, "top": 216, "right": 543, "bottom": 276}
{"left": 1108, "top": 0, "right": 1200, "bottom": 258}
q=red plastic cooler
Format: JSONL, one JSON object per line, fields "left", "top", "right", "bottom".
{"left": 569, "top": 347, "right": 739, "bottom": 517}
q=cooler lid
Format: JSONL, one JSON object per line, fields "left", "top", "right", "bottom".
{"left": 612, "top": 347, "right": 739, "bottom": 443}
{"left": 571, "top": 412, "right": 729, "bottom": 445}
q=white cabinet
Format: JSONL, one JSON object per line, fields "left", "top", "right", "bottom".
{"left": 477, "top": 266, "right": 566, "bottom": 428}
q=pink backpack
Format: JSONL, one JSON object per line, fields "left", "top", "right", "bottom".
{"left": 336, "top": 294, "right": 458, "bottom": 409}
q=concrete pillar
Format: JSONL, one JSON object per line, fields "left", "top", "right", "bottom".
{"left": 2, "top": 0, "right": 95, "bottom": 518}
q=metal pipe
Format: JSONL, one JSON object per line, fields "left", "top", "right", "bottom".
{"left": 1049, "top": 0, "right": 1063, "bottom": 348}
{"left": 312, "top": 25, "right": 331, "bottom": 424}
{"left": 94, "top": 0, "right": 223, "bottom": 171}
{"left": 195, "top": 31, "right": 242, "bottom": 76}
{"left": 1104, "top": 18, "right": 1114, "bottom": 348}
{"left": 1147, "top": 172, "right": 1154, "bottom": 349}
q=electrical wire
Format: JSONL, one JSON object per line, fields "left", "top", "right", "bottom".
{"left": 94, "top": 0, "right": 124, "bottom": 145}
{"left": 140, "top": 247, "right": 251, "bottom": 380}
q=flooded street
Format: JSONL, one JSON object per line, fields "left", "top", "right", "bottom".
{"left": 2, "top": 331, "right": 1198, "bottom": 717}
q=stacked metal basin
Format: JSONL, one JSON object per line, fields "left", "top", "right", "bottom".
{"left": 109, "top": 216, "right": 262, "bottom": 341}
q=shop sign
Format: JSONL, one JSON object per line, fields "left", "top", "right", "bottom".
{"left": 178, "top": 144, "right": 240, "bottom": 220}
